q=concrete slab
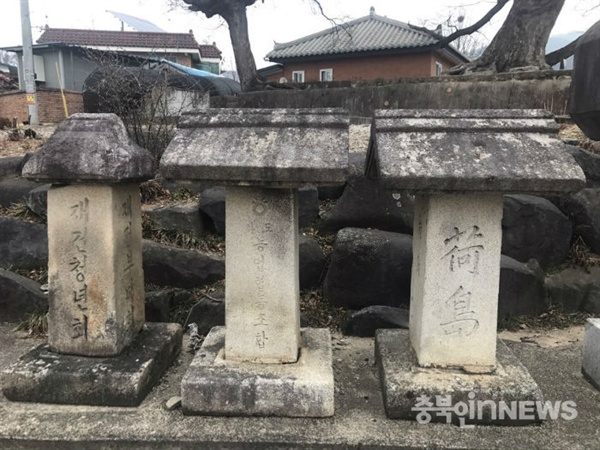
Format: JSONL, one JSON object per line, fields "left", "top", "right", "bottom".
{"left": 375, "top": 329, "right": 544, "bottom": 425}
{"left": 1, "top": 322, "right": 599, "bottom": 449}
{"left": 181, "top": 326, "right": 334, "bottom": 417}
{"left": 582, "top": 318, "right": 600, "bottom": 390}
{"left": 2, "top": 323, "right": 182, "bottom": 406}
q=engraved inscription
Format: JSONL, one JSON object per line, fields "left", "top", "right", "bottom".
{"left": 440, "top": 286, "right": 479, "bottom": 336}
{"left": 250, "top": 194, "right": 272, "bottom": 350}
{"left": 69, "top": 197, "right": 89, "bottom": 339}
{"left": 121, "top": 194, "right": 135, "bottom": 303}
{"left": 442, "top": 226, "right": 484, "bottom": 274}
{"left": 440, "top": 225, "right": 484, "bottom": 336}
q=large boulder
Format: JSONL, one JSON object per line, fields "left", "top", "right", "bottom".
{"left": 502, "top": 195, "right": 572, "bottom": 269}
{"left": 0, "top": 156, "right": 27, "bottom": 178}
{"left": 25, "top": 184, "right": 51, "bottom": 217}
{"left": 185, "top": 290, "right": 225, "bottom": 335}
{"left": 324, "top": 228, "right": 412, "bottom": 309}
{"left": 145, "top": 288, "right": 194, "bottom": 323}
{"left": 0, "top": 269, "right": 48, "bottom": 322}
{"left": 0, "top": 217, "right": 48, "bottom": 270}
{"left": 565, "top": 145, "right": 600, "bottom": 188}
{"left": 319, "top": 176, "right": 414, "bottom": 234}
{"left": 550, "top": 188, "right": 600, "bottom": 254}
{"left": 546, "top": 266, "right": 600, "bottom": 314}
{"left": 498, "top": 256, "right": 546, "bottom": 322}
{"left": 142, "top": 240, "right": 224, "bottom": 289}
{"left": 0, "top": 178, "right": 43, "bottom": 208}
{"left": 144, "top": 202, "right": 205, "bottom": 238}
{"left": 343, "top": 305, "right": 409, "bottom": 337}
{"left": 569, "top": 20, "right": 600, "bottom": 140}
{"left": 198, "top": 187, "right": 226, "bottom": 236}
{"left": 299, "top": 235, "right": 326, "bottom": 290}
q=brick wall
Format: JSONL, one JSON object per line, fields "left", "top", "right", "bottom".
{"left": 0, "top": 89, "right": 84, "bottom": 124}
{"left": 266, "top": 52, "right": 457, "bottom": 83}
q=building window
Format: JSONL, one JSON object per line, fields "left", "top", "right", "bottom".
{"left": 320, "top": 68, "right": 333, "bottom": 82}
{"left": 435, "top": 61, "right": 444, "bottom": 76}
{"left": 292, "top": 71, "right": 305, "bottom": 83}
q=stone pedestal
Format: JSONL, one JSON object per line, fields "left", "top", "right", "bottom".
{"left": 410, "top": 194, "right": 503, "bottom": 372}
{"left": 161, "top": 108, "right": 349, "bottom": 417}
{"left": 2, "top": 114, "right": 182, "bottom": 406}
{"left": 368, "top": 109, "right": 586, "bottom": 424}
{"left": 47, "top": 184, "right": 144, "bottom": 356}
{"left": 582, "top": 318, "right": 600, "bottom": 390}
{"left": 182, "top": 327, "right": 333, "bottom": 417}
{"left": 225, "top": 187, "right": 300, "bottom": 363}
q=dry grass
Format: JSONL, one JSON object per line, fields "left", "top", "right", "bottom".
{"left": 14, "top": 311, "right": 48, "bottom": 338}
{"left": 500, "top": 303, "right": 593, "bottom": 332}
{"left": 0, "top": 202, "right": 45, "bottom": 224}
{"left": 142, "top": 213, "right": 225, "bottom": 257}
{"left": 564, "top": 236, "right": 600, "bottom": 273}
{"left": 300, "top": 289, "right": 348, "bottom": 331}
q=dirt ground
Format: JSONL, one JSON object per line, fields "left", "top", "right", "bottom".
{"left": 0, "top": 124, "right": 56, "bottom": 158}
{"left": 499, "top": 324, "right": 585, "bottom": 348}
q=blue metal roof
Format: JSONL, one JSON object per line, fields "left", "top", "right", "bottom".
{"left": 160, "top": 59, "right": 218, "bottom": 77}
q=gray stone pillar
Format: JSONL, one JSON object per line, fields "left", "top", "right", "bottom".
{"left": 225, "top": 187, "right": 300, "bottom": 363}
{"left": 2, "top": 114, "right": 182, "bottom": 406}
{"left": 368, "top": 109, "right": 585, "bottom": 425}
{"left": 160, "top": 108, "right": 349, "bottom": 417}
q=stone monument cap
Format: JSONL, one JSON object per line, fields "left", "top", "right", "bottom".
{"left": 22, "top": 113, "right": 154, "bottom": 184}
{"left": 160, "top": 108, "right": 349, "bottom": 188}
{"left": 367, "top": 109, "right": 586, "bottom": 193}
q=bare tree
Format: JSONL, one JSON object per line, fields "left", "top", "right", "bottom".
{"left": 448, "top": 0, "right": 566, "bottom": 74}
{"left": 180, "top": 0, "right": 262, "bottom": 92}
{"left": 175, "top": 0, "right": 571, "bottom": 88}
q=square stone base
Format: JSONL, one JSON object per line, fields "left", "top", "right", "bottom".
{"left": 375, "top": 329, "right": 544, "bottom": 425}
{"left": 181, "top": 326, "right": 334, "bottom": 417}
{"left": 2, "top": 322, "right": 182, "bottom": 406}
{"left": 582, "top": 318, "right": 600, "bottom": 390}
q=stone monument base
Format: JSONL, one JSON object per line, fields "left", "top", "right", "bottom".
{"left": 582, "top": 318, "right": 600, "bottom": 390}
{"left": 2, "top": 322, "right": 182, "bottom": 406}
{"left": 182, "top": 326, "right": 334, "bottom": 417}
{"left": 375, "top": 329, "right": 544, "bottom": 425}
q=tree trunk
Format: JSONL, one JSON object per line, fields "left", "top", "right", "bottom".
{"left": 221, "top": 3, "right": 261, "bottom": 92}
{"left": 451, "top": 0, "right": 565, "bottom": 74}
{"left": 182, "top": 0, "right": 261, "bottom": 92}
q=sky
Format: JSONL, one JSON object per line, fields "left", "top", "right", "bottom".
{"left": 0, "top": 0, "right": 598, "bottom": 71}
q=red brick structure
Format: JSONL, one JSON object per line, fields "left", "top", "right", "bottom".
{"left": 261, "top": 7, "right": 468, "bottom": 83}
{"left": 0, "top": 89, "right": 84, "bottom": 124}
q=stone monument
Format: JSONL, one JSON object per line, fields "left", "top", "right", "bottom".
{"left": 160, "top": 108, "right": 349, "bottom": 416}
{"left": 367, "top": 109, "right": 585, "bottom": 424}
{"left": 571, "top": 20, "right": 600, "bottom": 391}
{"left": 2, "top": 114, "right": 182, "bottom": 406}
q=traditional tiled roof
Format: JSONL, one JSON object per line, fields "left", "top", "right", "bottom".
{"left": 199, "top": 44, "right": 221, "bottom": 59}
{"left": 266, "top": 10, "right": 448, "bottom": 61}
{"left": 37, "top": 28, "right": 201, "bottom": 50}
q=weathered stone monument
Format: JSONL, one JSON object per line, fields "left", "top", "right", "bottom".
{"left": 571, "top": 20, "right": 600, "bottom": 391}
{"left": 2, "top": 113, "right": 182, "bottom": 406}
{"left": 368, "top": 109, "right": 586, "bottom": 424}
{"left": 160, "top": 108, "right": 348, "bottom": 416}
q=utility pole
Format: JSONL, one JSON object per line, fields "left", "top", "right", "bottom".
{"left": 20, "top": 0, "right": 39, "bottom": 125}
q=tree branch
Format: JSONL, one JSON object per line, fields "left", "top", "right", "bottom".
{"left": 545, "top": 36, "right": 580, "bottom": 67}
{"left": 410, "top": 0, "right": 511, "bottom": 49}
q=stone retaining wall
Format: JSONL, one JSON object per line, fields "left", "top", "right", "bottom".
{"left": 214, "top": 70, "right": 572, "bottom": 117}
